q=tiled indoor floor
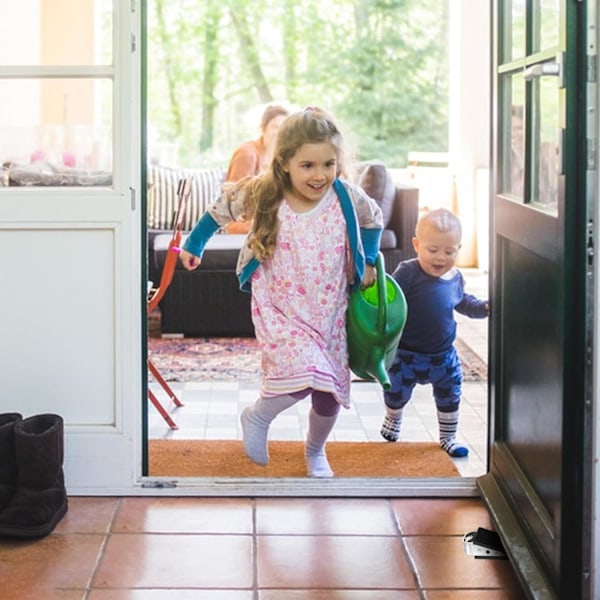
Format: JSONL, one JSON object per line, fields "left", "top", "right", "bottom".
{"left": 0, "top": 495, "right": 527, "bottom": 599}
{"left": 149, "top": 269, "right": 490, "bottom": 478}
{"left": 0, "top": 270, "right": 514, "bottom": 599}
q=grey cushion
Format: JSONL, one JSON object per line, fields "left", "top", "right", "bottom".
{"left": 356, "top": 161, "right": 395, "bottom": 227}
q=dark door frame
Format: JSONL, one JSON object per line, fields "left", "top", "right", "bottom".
{"left": 478, "top": 2, "right": 591, "bottom": 597}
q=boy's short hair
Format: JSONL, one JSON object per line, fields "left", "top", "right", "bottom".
{"left": 416, "top": 208, "right": 462, "bottom": 239}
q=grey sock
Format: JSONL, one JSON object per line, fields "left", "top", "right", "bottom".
{"left": 240, "top": 394, "right": 298, "bottom": 465}
{"left": 305, "top": 409, "right": 338, "bottom": 478}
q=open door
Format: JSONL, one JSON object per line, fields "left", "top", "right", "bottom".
{"left": 478, "top": 1, "right": 592, "bottom": 597}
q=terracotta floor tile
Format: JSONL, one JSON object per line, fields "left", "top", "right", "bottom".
{"left": 257, "top": 535, "right": 415, "bottom": 589}
{"left": 403, "top": 535, "right": 524, "bottom": 594}
{"left": 93, "top": 533, "right": 253, "bottom": 588}
{"left": 53, "top": 496, "right": 120, "bottom": 534}
{"left": 0, "top": 533, "right": 105, "bottom": 599}
{"left": 424, "top": 590, "right": 527, "bottom": 600}
{"left": 391, "top": 498, "right": 493, "bottom": 535}
{"left": 0, "top": 591, "right": 87, "bottom": 600}
{"left": 259, "top": 591, "right": 421, "bottom": 599}
{"left": 111, "top": 497, "right": 253, "bottom": 534}
{"left": 256, "top": 498, "right": 398, "bottom": 535}
{"left": 89, "top": 591, "right": 254, "bottom": 599}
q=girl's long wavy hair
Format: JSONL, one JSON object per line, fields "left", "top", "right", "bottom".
{"left": 241, "top": 107, "right": 346, "bottom": 261}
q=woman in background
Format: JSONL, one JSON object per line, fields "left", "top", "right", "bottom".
{"left": 225, "top": 102, "right": 291, "bottom": 233}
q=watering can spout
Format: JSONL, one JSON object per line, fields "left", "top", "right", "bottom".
{"left": 372, "top": 353, "right": 391, "bottom": 390}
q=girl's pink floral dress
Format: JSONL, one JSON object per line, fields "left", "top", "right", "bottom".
{"left": 250, "top": 187, "right": 351, "bottom": 407}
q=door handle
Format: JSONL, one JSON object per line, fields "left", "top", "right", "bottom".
{"left": 523, "top": 53, "right": 564, "bottom": 88}
{"left": 523, "top": 62, "right": 560, "bottom": 80}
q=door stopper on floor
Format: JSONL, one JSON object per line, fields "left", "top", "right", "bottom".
{"left": 463, "top": 527, "right": 508, "bottom": 559}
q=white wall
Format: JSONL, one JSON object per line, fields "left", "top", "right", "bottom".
{"left": 448, "top": 0, "right": 491, "bottom": 270}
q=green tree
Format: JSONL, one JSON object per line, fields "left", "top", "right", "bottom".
{"left": 198, "top": 1, "right": 222, "bottom": 152}
{"left": 147, "top": 0, "right": 449, "bottom": 168}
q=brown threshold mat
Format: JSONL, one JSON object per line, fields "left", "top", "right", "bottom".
{"left": 148, "top": 440, "right": 460, "bottom": 478}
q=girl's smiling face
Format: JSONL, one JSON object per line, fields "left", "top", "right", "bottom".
{"left": 285, "top": 142, "right": 338, "bottom": 212}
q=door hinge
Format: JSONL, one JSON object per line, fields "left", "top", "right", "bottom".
{"left": 131, "top": 33, "right": 136, "bottom": 52}
{"left": 587, "top": 138, "right": 596, "bottom": 170}
{"left": 588, "top": 55, "right": 597, "bottom": 83}
{"left": 130, "top": 186, "right": 136, "bottom": 210}
{"left": 587, "top": 219, "right": 594, "bottom": 267}
{"left": 131, "top": 0, "right": 136, "bottom": 12}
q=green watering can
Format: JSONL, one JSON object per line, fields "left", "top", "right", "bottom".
{"left": 347, "top": 252, "right": 407, "bottom": 390}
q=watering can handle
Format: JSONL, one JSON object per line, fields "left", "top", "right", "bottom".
{"left": 375, "top": 252, "right": 387, "bottom": 334}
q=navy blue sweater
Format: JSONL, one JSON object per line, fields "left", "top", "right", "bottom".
{"left": 393, "top": 259, "right": 488, "bottom": 354}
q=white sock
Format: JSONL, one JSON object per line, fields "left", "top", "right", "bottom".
{"left": 305, "top": 409, "right": 338, "bottom": 478}
{"left": 437, "top": 408, "right": 469, "bottom": 458}
{"left": 240, "top": 394, "right": 298, "bottom": 465}
{"left": 381, "top": 407, "right": 403, "bottom": 442}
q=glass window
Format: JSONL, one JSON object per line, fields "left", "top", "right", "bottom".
{"left": 537, "top": 0, "right": 560, "bottom": 53}
{"left": 0, "top": 0, "right": 114, "bottom": 187}
{"left": 503, "top": 0, "right": 526, "bottom": 62}
{"left": 0, "top": 79, "right": 112, "bottom": 186}
{"left": 1, "top": 0, "right": 112, "bottom": 66}
{"left": 501, "top": 73, "right": 525, "bottom": 199}
{"left": 530, "top": 69, "right": 559, "bottom": 211}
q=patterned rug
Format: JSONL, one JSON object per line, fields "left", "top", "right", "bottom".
{"left": 148, "top": 336, "right": 261, "bottom": 382}
{"left": 147, "top": 335, "right": 487, "bottom": 383}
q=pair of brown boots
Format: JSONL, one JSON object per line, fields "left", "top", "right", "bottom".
{"left": 0, "top": 413, "right": 68, "bottom": 538}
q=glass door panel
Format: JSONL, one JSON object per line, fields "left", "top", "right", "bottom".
{"left": 0, "top": 0, "right": 114, "bottom": 185}
{"left": 537, "top": 0, "right": 560, "bottom": 52}
{"left": 500, "top": 73, "right": 525, "bottom": 198}
{"left": 2, "top": 0, "right": 113, "bottom": 66}
{"left": 0, "top": 79, "right": 113, "bottom": 177}
{"left": 505, "top": 0, "right": 526, "bottom": 62}
{"left": 531, "top": 67, "right": 560, "bottom": 211}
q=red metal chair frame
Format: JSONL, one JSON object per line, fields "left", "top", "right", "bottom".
{"left": 147, "top": 178, "right": 192, "bottom": 429}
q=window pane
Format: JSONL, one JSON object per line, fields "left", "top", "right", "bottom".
{"left": 0, "top": 0, "right": 112, "bottom": 66}
{"left": 501, "top": 74, "right": 525, "bottom": 199}
{"left": 531, "top": 71, "right": 559, "bottom": 211}
{"left": 0, "top": 79, "right": 113, "bottom": 186}
{"left": 538, "top": 0, "right": 560, "bottom": 53}
{"left": 502, "top": 0, "right": 526, "bottom": 62}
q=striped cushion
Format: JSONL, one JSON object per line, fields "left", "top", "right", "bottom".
{"left": 147, "top": 165, "right": 226, "bottom": 231}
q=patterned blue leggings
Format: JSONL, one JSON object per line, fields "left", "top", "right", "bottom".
{"left": 383, "top": 347, "right": 462, "bottom": 413}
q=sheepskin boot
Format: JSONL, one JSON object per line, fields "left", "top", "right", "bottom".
{"left": 0, "top": 413, "right": 22, "bottom": 511}
{"left": 0, "top": 413, "right": 68, "bottom": 538}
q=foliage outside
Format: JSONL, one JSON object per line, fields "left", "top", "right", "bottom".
{"left": 148, "top": 0, "right": 449, "bottom": 170}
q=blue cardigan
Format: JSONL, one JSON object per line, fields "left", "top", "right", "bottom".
{"left": 183, "top": 178, "right": 382, "bottom": 292}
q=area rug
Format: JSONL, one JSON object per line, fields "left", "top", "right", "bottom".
{"left": 147, "top": 335, "right": 487, "bottom": 383}
{"left": 148, "top": 440, "right": 460, "bottom": 478}
{"left": 148, "top": 336, "right": 262, "bottom": 381}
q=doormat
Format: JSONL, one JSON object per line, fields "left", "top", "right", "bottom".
{"left": 148, "top": 440, "right": 460, "bottom": 478}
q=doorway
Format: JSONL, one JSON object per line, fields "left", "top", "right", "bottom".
{"left": 143, "top": 1, "right": 491, "bottom": 493}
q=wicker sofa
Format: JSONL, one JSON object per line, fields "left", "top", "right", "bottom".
{"left": 148, "top": 161, "right": 418, "bottom": 337}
